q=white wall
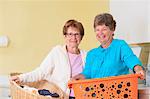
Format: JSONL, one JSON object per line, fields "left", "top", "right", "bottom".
{"left": 148, "top": 0, "right": 150, "bottom": 39}
{"left": 110, "top": 0, "right": 150, "bottom": 44}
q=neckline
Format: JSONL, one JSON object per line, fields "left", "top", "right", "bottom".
{"left": 99, "top": 39, "right": 115, "bottom": 50}
{"left": 68, "top": 51, "right": 81, "bottom": 56}
{"left": 66, "top": 45, "right": 80, "bottom": 55}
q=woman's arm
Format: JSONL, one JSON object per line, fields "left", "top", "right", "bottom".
{"left": 13, "top": 48, "right": 56, "bottom": 83}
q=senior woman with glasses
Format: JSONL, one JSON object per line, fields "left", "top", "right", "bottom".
{"left": 11, "top": 19, "right": 86, "bottom": 99}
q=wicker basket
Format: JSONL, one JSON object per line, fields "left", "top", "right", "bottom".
{"left": 10, "top": 73, "right": 65, "bottom": 99}
{"left": 68, "top": 74, "right": 139, "bottom": 99}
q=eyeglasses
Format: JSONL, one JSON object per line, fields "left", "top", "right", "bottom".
{"left": 65, "top": 33, "right": 81, "bottom": 38}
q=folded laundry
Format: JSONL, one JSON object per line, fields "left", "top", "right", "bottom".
{"left": 20, "top": 85, "right": 38, "bottom": 94}
{"left": 38, "top": 89, "right": 59, "bottom": 98}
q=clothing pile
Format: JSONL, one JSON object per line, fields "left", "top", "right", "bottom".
{"left": 20, "top": 85, "right": 59, "bottom": 98}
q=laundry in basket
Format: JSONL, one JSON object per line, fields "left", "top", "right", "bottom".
{"left": 10, "top": 73, "right": 65, "bottom": 99}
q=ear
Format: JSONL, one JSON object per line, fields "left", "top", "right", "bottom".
{"left": 111, "top": 31, "right": 114, "bottom": 36}
{"left": 64, "top": 35, "right": 67, "bottom": 38}
{"left": 94, "top": 28, "right": 96, "bottom": 32}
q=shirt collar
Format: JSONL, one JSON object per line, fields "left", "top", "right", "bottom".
{"left": 98, "top": 39, "right": 115, "bottom": 51}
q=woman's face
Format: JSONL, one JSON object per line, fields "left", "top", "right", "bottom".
{"left": 95, "top": 24, "right": 114, "bottom": 45}
{"left": 64, "top": 27, "right": 82, "bottom": 48}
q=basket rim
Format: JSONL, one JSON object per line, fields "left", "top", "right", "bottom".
{"left": 68, "top": 74, "right": 140, "bottom": 86}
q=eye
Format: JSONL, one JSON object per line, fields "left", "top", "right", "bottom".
{"left": 66, "top": 33, "right": 72, "bottom": 36}
{"left": 95, "top": 29, "right": 100, "bottom": 32}
{"left": 75, "top": 33, "right": 80, "bottom": 36}
{"left": 68, "top": 33, "right": 72, "bottom": 36}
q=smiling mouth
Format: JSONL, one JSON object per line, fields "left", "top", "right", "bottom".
{"left": 98, "top": 35, "right": 106, "bottom": 39}
{"left": 70, "top": 41, "right": 77, "bottom": 43}
{"left": 102, "top": 35, "right": 106, "bottom": 38}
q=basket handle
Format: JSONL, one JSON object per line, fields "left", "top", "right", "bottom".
{"left": 10, "top": 79, "right": 15, "bottom": 84}
{"left": 136, "top": 73, "right": 145, "bottom": 80}
{"left": 10, "top": 80, "right": 21, "bottom": 87}
{"left": 136, "top": 74, "right": 142, "bottom": 77}
{"left": 10, "top": 80, "right": 16, "bottom": 85}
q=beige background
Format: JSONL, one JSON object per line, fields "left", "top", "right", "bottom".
{"left": 0, "top": 0, "right": 109, "bottom": 75}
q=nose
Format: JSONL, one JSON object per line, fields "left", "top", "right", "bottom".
{"left": 97, "top": 31, "right": 103, "bottom": 36}
{"left": 71, "top": 34, "right": 77, "bottom": 39}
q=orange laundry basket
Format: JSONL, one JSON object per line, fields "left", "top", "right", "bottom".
{"left": 68, "top": 74, "right": 139, "bottom": 99}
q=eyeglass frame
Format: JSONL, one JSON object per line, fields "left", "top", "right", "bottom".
{"left": 65, "top": 33, "right": 81, "bottom": 38}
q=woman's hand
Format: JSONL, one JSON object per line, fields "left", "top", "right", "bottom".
{"left": 71, "top": 74, "right": 85, "bottom": 81}
{"left": 134, "top": 65, "right": 145, "bottom": 80}
{"left": 11, "top": 76, "right": 21, "bottom": 83}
